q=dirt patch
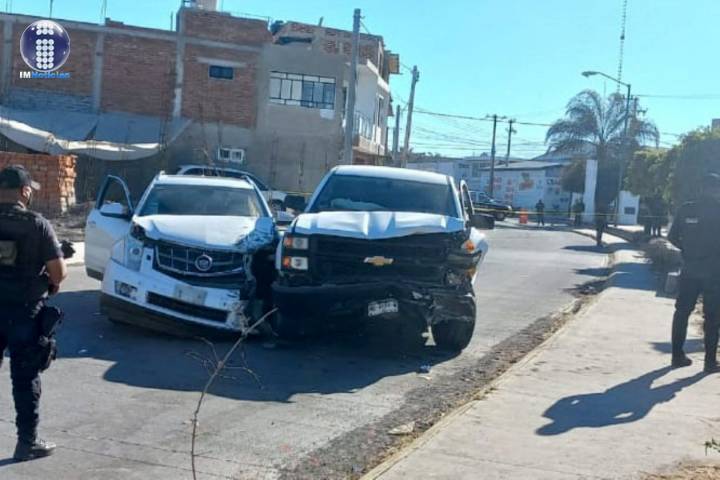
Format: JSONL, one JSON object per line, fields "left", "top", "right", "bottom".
{"left": 644, "top": 464, "right": 720, "bottom": 479}
{"left": 50, "top": 202, "right": 92, "bottom": 242}
{"left": 277, "top": 294, "right": 595, "bottom": 480}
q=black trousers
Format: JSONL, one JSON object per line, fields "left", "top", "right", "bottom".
{"left": 671, "top": 274, "right": 720, "bottom": 364}
{"left": 0, "top": 302, "right": 42, "bottom": 443}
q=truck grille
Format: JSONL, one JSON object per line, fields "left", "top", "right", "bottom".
{"left": 312, "top": 235, "right": 448, "bottom": 282}
{"left": 147, "top": 292, "right": 228, "bottom": 323}
{"left": 154, "top": 241, "right": 245, "bottom": 277}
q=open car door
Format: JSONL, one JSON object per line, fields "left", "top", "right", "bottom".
{"left": 84, "top": 176, "right": 134, "bottom": 280}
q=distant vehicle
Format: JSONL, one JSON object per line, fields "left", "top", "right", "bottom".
{"left": 273, "top": 165, "right": 492, "bottom": 352}
{"left": 175, "top": 165, "right": 287, "bottom": 211}
{"left": 469, "top": 191, "right": 513, "bottom": 221}
{"left": 84, "top": 173, "right": 278, "bottom": 334}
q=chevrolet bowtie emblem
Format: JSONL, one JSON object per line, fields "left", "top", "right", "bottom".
{"left": 364, "top": 256, "right": 394, "bottom": 267}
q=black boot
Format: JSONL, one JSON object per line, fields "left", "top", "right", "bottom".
{"left": 671, "top": 354, "right": 693, "bottom": 368}
{"left": 704, "top": 360, "right": 720, "bottom": 374}
{"left": 13, "top": 439, "right": 56, "bottom": 461}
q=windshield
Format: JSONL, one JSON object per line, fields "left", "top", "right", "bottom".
{"left": 309, "top": 175, "right": 458, "bottom": 217}
{"left": 138, "top": 185, "right": 266, "bottom": 217}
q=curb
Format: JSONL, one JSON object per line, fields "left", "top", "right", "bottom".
{"left": 362, "top": 232, "right": 626, "bottom": 480}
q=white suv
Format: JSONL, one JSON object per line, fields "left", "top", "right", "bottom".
{"left": 85, "top": 173, "right": 278, "bottom": 334}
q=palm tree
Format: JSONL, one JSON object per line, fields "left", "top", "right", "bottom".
{"left": 546, "top": 90, "right": 659, "bottom": 206}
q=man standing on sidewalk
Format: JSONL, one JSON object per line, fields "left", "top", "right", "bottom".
{"left": 668, "top": 173, "right": 720, "bottom": 373}
{"left": 535, "top": 199, "right": 545, "bottom": 227}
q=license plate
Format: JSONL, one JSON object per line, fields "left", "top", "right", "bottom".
{"left": 368, "top": 299, "right": 399, "bottom": 317}
{"left": 173, "top": 284, "right": 207, "bottom": 305}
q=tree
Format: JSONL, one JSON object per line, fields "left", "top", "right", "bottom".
{"left": 669, "top": 128, "right": 720, "bottom": 205}
{"left": 560, "top": 158, "right": 586, "bottom": 193}
{"left": 625, "top": 148, "right": 673, "bottom": 202}
{"left": 546, "top": 90, "right": 659, "bottom": 207}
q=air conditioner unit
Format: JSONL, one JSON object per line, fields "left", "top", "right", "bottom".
{"left": 216, "top": 147, "right": 245, "bottom": 164}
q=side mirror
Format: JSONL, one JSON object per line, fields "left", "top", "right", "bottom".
{"left": 471, "top": 213, "right": 495, "bottom": 230}
{"left": 284, "top": 194, "right": 307, "bottom": 213}
{"left": 100, "top": 202, "right": 131, "bottom": 220}
{"left": 274, "top": 210, "right": 295, "bottom": 226}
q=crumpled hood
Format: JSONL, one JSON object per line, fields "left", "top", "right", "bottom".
{"left": 292, "top": 211, "right": 465, "bottom": 240}
{"left": 134, "top": 215, "right": 275, "bottom": 252}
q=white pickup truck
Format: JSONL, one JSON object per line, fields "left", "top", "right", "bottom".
{"left": 272, "top": 165, "right": 491, "bottom": 351}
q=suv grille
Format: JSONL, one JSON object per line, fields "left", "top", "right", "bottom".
{"left": 312, "top": 235, "right": 448, "bottom": 283}
{"left": 155, "top": 241, "right": 245, "bottom": 277}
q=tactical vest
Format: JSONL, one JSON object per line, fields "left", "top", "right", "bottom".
{"left": 0, "top": 204, "right": 50, "bottom": 304}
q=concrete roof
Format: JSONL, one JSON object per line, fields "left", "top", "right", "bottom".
{"left": 332, "top": 165, "right": 451, "bottom": 185}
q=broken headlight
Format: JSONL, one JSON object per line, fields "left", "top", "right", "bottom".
{"left": 110, "top": 224, "right": 145, "bottom": 271}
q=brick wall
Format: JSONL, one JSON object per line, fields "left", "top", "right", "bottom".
{"left": 0, "top": 152, "right": 77, "bottom": 217}
{"left": 101, "top": 34, "right": 176, "bottom": 117}
{"left": 182, "top": 45, "right": 259, "bottom": 127}
{"left": 182, "top": 9, "right": 271, "bottom": 45}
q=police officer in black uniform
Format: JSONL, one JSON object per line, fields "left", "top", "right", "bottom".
{"left": 0, "top": 165, "right": 67, "bottom": 461}
{"left": 668, "top": 172, "right": 720, "bottom": 372}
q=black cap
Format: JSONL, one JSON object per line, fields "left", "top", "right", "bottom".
{"left": 0, "top": 165, "right": 41, "bottom": 190}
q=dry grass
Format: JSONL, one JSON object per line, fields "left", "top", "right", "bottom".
{"left": 644, "top": 464, "right": 720, "bottom": 479}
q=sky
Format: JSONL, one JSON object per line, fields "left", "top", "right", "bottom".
{"left": 9, "top": 0, "right": 720, "bottom": 158}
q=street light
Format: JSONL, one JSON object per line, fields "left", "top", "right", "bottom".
{"left": 581, "top": 70, "right": 632, "bottom": 227}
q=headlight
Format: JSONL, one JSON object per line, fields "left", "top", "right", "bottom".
{"left": 283, "top": 235, "right": 309, "bottom": 250}
{"left": 110, "top": 234, "right": 144, "bottom": 271}
{"left": 282, "top": 256, "right": 309, "bottom": 271}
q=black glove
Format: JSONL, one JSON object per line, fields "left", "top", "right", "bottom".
{"left": 60, "top": 240, "right": 75, "bottom": 260}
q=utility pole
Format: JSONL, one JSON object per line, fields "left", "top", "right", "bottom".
{"left": 392, "top": 104, "right": 402, "bottom": 165}
{"left": 505, "top": 119, "right": 516, "bottom": 166}
{"left": 342, "top": 8, "right": 361, "bottom": 165}
{"left": 615, "top": 83, "right": 632, "bottom": 226}
{"left": 488, "top": 114, "right": 499, "bottom": 196}
{"left": 401, "top": 65, "right": 419, "bottom": 167}
{"left": 49, "top": 0, "right": 53, "bottom": 17}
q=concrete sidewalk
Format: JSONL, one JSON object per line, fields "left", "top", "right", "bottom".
{"left": 367, "top": 240, "right": 720, "bottom": 479}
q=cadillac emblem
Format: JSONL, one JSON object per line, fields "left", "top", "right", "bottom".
{"left": 364, "top": 256, "right": 394, "bottom": 267}
{"left": 195, "top": 254, "right": 213, "bottom": 272}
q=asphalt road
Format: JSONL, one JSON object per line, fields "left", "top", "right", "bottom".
{"left": 0, "top": 225, "right": 606, "bottom": 479}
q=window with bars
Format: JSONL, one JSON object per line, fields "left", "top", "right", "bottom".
{"left": 269, "top": 72, "right": 336, "bottom": 110}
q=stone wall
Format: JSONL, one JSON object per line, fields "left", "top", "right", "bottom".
{"left": 0, "top": 152, "right": 76, "bottom": 217}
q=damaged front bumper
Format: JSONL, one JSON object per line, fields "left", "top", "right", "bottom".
{"left": 101, "top": 258, "right": 253, "bottom": 333}
{"left": 272, "top": 279, "right": 475, "bottom": 326}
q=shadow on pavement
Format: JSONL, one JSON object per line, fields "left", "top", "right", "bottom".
{"left": 536, "top": 366, "right": 706, "bottom": 436}
{"left": 651, "top": 338, "right": 704, "bottom": 355}
{"left": 49, "top": 290, "right": 456, "bottom": 404}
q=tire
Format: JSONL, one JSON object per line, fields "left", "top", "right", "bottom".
{"left": 432, "top": 293, "right": 476, "bottom": 351}
{"left": 432, "top": 318, "right": 475, "bottom": 352}
{"left": 494, "top": 212, "right": 507, "bottom": 221}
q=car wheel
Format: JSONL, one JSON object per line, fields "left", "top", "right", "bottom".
{"left": 494, "top": 212, "right": 506, "bottom": 221}
{"left": 432, "top": 318, "right": 475, "bottom": 352}
{"left": 432, "top": 294, "right": 476, "bottom": 351}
